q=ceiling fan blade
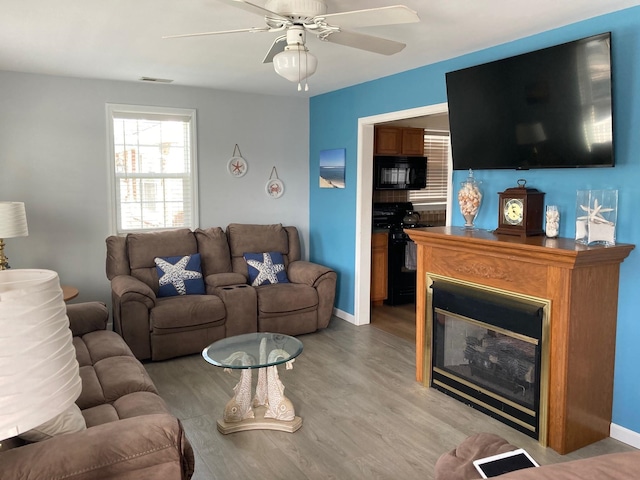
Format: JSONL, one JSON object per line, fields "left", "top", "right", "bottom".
{"left": 163, "top": 26, "right": 272, "bottom": 39}
{"left": 219, "top": 0, "right": 290, "bottom": 24}
{"left": 322, "top": 30, "right": 406, "bottom": 55}
{"left": 262, "top": 35, "right": 287, "bottom": 63}
{"left": 316, "top": 5, "right": 419, "bottom": 29}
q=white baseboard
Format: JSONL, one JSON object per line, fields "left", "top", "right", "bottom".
{"left": 333, "top": 307, "right": 355, "bottom": 325}
{"left": 610, "top": 423, "right": 640, "bottom": 449}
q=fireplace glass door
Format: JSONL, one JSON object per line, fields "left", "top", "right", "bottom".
{"left": 430, "top": 280, "right": 545, "bottom": 439}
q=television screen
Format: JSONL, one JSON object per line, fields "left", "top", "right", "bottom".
{"left": 446, "top": 32, "right": 614, "bottom": 170}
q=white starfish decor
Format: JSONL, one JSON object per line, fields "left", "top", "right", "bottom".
{"left": 577, "top": 198, "right": 614, "bottom": 225}
{"left": 246, "top": 253, "right": 285, "bottom": 286}
{"left": 155, "top": 256, "right": 203, "bottom": 295}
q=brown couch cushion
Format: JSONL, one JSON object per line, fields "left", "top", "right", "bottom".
{"left": 256, "top": 283, "right": 318, "bottom": 314}
{"left": 283, "top": 226, "right": 301, "bottom": 262}
{"left": 67, "top": 302, "right": 109, "bottom": 336}
{"left": 195, "top": 227, "right": 233, "bottom": 276}
{"left": 227, "top": 223, "right": 290, "bottom": 277}
{"left": 127, "top": 229, "right": 198, "bottom": 290}
{"left": 75, "top": 330, "right": 158, "bottom": 411}
{"left": 106, "top": 235, "right": 129, "bottom": 279}
{"left": 151, "top": 295, "right": 226, "bottom": 332}
{"left": 82, "top": 392, "right": 169, "bottom": 428}
{"left": 492, "top": 450, "right": 640, "bottom": 479}
{"left": 74, "top": 330, "right": 132, "bottom": 366}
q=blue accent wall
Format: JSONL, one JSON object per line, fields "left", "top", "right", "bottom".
{"left": 310, "top": 7, "right": 640, "bottom": 436}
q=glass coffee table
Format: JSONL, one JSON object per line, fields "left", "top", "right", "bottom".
{"left": 202, "top": 332, "right": 303, "bottom": 434}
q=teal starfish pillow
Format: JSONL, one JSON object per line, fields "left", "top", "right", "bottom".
{"left": 243, "top": 252, "right": 289, "bottom": 287}
{"left": 154, "top": 254, "right": 205, "bottom": 297}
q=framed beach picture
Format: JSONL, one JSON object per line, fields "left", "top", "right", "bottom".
{"left": 319, "top": 148, "right": 346, "bottom": 188}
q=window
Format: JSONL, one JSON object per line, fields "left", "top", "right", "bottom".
{"left": 409, "top": 130, "right": 450, "bottom": 207}
{"left": 107, "top": 104, "right": 198, "bottom": 234}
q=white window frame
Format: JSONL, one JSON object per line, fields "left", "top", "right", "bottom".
{"left": 106, "top": 104, "right": 199, "bottom": 235}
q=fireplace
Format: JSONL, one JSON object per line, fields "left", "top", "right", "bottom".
{"left": 428, "top": 276, "right": 550, "bottom": 443}
{"left": 407, "top": 226, "right": 633, "bottom": 453}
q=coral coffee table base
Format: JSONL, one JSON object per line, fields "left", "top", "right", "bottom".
{"left": 217, "top": 405, "right": 302, "bottom": 434}
{"left": 203, "top": 332, "right": 304, "bottom": 435}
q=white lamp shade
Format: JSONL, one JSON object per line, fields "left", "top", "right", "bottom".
{"left": 273, "top": 47, "right": 318, "bottom": 82}
{"left": 0, "top": 202, "right": 28, "bottom": 238}
{"left": 0, "top": 269, "right": 81, "bottom": 440}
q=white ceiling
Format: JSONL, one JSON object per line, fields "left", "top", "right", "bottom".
{"left": 2, "top": 0, "right": 639, "bottom": 98}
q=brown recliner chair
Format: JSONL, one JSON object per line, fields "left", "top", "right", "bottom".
{"left": 106, "top": 228, "right": 255, "bottom": 361}
{"left": 226, "top": 223, "right": 337, "bottom": 335}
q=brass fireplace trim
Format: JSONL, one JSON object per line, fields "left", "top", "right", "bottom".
{"left": 425, "top": 273, "right": 551, "bottom": 446}
{"left": 433, "top": 366, "right": 537, "bottom": 417}
{"left": 432, "top": 378, "right": 536, "bottom": 433}
{"left": 434, "top": 307, "right": 539, "bottom": 346}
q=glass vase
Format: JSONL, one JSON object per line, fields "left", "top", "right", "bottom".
{"left": 545, "top": 205, "right": 560, "bottom": 238}
{"left": 575, "top": 189, "right": 617, "bottom": 246}
{"left": 458, "top": 169, "right": 482, "bottom": 228}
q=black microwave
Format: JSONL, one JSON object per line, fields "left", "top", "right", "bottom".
{"left": 374, "top": 156, "right": 427, "bottom": 190}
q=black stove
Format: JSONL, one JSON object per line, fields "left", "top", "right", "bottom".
{"left": 372, "top": 202, "right": 412, "bottom": 229}
{"left": 372, "top": 202, "right": 430, "bottom": 306}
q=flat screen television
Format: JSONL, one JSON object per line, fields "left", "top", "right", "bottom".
{"left": 446, "top": 32, "right": 614, "bottom": 170}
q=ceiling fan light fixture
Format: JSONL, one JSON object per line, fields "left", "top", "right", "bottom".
{"left": 273, "top": 45, "right": 317, "bottom": 83}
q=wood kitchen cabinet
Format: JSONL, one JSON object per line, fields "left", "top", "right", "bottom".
{"left": 370, "top": 232, "right": 388, "bottom": 306}
{"left": 374, "top": 126, "right": 424, "bottom": 156}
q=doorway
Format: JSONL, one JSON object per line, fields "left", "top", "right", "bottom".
{"left": 354, "top": 103, "right": 452, "bottom": 338}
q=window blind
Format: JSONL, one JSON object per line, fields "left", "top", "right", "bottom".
{"left": 409, "top": 130, "right": 450, "bottom": 206}
{"left": 107, "top": 104, "right": 198, "bottom": 234}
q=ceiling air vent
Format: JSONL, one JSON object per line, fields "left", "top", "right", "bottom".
{"left": 139, "top": 77, "right": 173, "bottom": 83}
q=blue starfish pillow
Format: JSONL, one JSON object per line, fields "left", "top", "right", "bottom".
{"left": 243, "top": 252, "right": 289, "bottom": 287}
{"left": 154, "top": 254, "right": 205, "bottom": 297}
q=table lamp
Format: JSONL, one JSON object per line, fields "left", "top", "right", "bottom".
{"left": 0, "top": 269, "right": 82, "bottom": 441}
{"left": 0, "top": 202, "right": 29, "bottom": 270}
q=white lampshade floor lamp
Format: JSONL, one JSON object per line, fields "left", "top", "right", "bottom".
{"left": 0, "top": 269, "right": 82, "bottom": 442}
{"left": 0, "top": 202, "right": 29, "bottom": 270}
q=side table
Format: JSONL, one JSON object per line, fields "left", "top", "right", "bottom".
{"left": 202, "top": 332, "right": 303, "bottom": 434}
{"left": 62, "top": 285, "right": 79, "bottom": 302}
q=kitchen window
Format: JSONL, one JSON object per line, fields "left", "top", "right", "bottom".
{"left": 106, "top": 104, "right": 198, "bottom": 234}
{"left": 409, "top": 129, "right": 450, "bottom": 207}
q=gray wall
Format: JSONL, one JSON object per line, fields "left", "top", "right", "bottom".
{"left": 0, "top": 71, "right": 310, "bottom": 308}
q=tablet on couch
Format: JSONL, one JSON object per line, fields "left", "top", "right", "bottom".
{"left": 472, "top": 448, "right": 539, "bottom": 478}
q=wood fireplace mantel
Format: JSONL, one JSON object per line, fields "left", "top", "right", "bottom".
{"left": 406, "top": 226, "right": 634, "bottom": 454}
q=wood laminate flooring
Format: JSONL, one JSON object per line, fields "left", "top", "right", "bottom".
{"left": 370, "top": 302, "right": 416, "bottom": 343}
{"left": 145, "top": 317, "right": 634, "bottom": 480}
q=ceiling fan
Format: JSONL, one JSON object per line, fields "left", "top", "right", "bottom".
{"left": 164, "top": 0, "right": 420, "bottom": 90}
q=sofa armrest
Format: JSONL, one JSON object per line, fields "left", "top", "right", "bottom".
{"left": 287, "top": 260, "right": 335, "bottom": 287}
{"left": 288, "top": 260, "right": 337, "bottom": 329}
{"left": 491, "top": 450, "right": 640, "bottom": 479}
{"left": 204, "top": 272, "right": 247, "bottom": 289}
{"left": 67, "top": 302, "right": 108, "bottom": 336}
{"left": 111, "top": 274, "right": 156, "bottom": 309}
{"left": 0, "top": 414, "right": 194, "bottom": 480}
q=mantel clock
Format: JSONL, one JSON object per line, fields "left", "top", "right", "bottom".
{"left": 495, "top": 179, "right": 545, "bottom": 237}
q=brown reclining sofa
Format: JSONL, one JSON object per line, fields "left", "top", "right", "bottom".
{"left": 106, "top": 223, "right": 337, "bottom": 361}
